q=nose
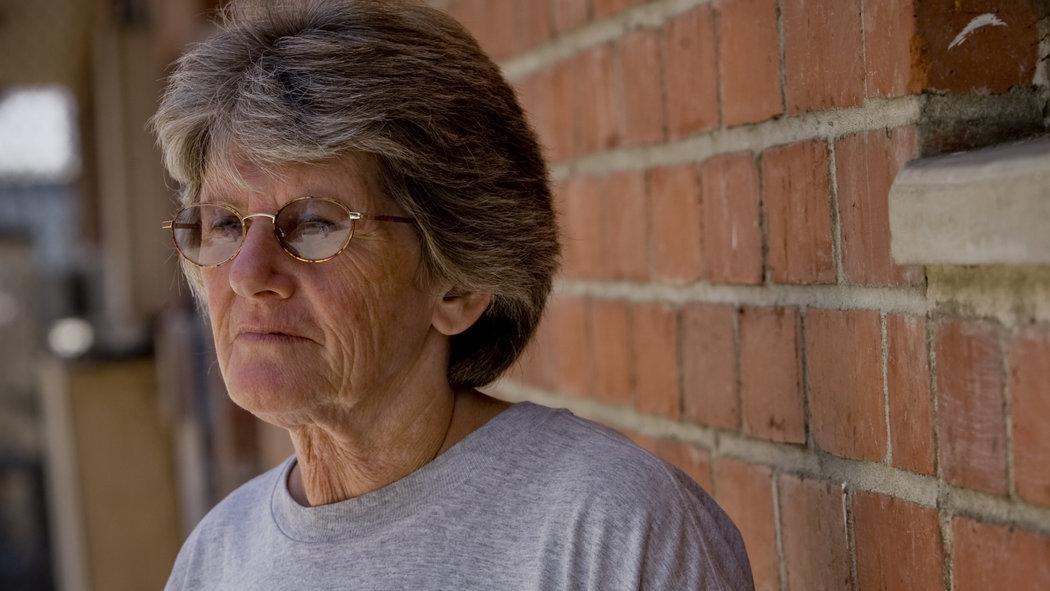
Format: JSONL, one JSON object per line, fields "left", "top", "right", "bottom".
{"left": 227, "top": 216, "right": 296, "bottom": 300}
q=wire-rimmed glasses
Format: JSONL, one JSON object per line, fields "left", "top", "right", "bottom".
{"left": 161, "top": 196, "right": 414, "bottom": 267}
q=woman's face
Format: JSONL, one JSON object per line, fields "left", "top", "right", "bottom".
{"left": 199, "top": 154, "right": 443, "bottom": 427}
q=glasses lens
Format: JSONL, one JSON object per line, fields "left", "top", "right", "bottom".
{"left": 172, "top": 204, "right": 243, "bottom": 266}
{"left": 275, "top": 199, "right": 354, "bottom": 261}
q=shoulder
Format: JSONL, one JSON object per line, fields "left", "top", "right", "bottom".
{"left": 506, "top": 403, "right": 754, "bottom": 589}
{"left": 193, "top": 457, "right": 286, "bottom": 535}
{"left": 515, "top": 403, "right": 697, "bottom": 500}
{"left": 165, "top": 458, "right": 289, "bottom": 590}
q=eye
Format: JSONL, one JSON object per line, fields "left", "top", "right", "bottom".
{"left": 210, "top": 215, "right": 239, "bottom": 230}
{"left": 288, "top": 215, "right": 336, "bottom": 238}
{"left": 208, "top": 213, "right": 242, "bottom": 236}
{"left": 274, "top": 199, "right": 354, "bottom": 259}
{"left": 198, "top": 207, "right": 242, "bottom": 242}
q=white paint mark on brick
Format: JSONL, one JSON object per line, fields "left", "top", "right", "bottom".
{"left": 771, "top": 476, "right": 788, "bottom": 591}
{"left": 948, "top": 14, "right": 1007, "bottom": 51}
{"left": 826, "top": 141, "right": 846, "bottom": 285}
{"left": 880, "top": 312, "right": 893, "bottom": 466}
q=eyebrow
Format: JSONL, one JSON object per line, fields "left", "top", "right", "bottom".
{"left": 197, "top": 195, "right": 360, "bottom": 210}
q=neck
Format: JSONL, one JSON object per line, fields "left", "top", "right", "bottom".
{"left": 286, "top": 382, "right": 458, "bottom": 507}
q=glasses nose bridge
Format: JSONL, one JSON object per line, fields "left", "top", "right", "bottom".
{"left": 238, "top": 212, "right": 284, "bottom": 255}
{"left": 242, "top": 212, "right": 277, "bottom": 227}
{"left": 241, "top": 211, "right": 280, "bottom": 237}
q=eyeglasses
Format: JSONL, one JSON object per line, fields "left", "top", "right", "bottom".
{"left": 161, "top": 196, "right": 414, "bottom": 267}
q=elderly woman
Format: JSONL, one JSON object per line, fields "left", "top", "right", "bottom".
{"left": 154, "top": 1, "right": 751, "bottom": 589}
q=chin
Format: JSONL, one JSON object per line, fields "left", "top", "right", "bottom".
{"left": 220, "top": 356, "right": 319, "bottom": 418}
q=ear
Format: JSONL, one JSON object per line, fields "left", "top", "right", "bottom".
{"left": 431, "top": 287, "right": 492, "bottom": 336}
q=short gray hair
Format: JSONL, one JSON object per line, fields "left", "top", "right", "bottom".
{"left": 151, "top": 0, "right": 559, "bottom": 388}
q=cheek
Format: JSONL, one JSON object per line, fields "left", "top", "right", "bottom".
{"left": 314, "top": 252, "right": 436, "bottom": 373}
{"left": 201, "top": 269, "right": 235, "bottom": 356}
{"left": 201, "top": 268, "right": 228, "bottom": 307}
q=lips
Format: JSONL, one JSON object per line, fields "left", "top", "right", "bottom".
{"left": 236, "top": 331, "right": 311, "bottom": 344}
{"left": 234, "top": 322, "right": 314, "bottom": 343}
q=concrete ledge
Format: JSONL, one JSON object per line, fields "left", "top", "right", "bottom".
{"left": 889, "top": 135, "right": 1050, "bottom": 265}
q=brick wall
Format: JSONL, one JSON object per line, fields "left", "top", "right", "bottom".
{"left": 438, "top": 0, "right": 1050, "bottom": 589}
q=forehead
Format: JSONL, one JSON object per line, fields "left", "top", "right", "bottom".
{"left": 199, "top": 151, "right": 382, "bottom": 210}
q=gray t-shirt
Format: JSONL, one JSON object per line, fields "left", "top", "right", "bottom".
{"left": 165, "top": 401, "right": 754, "bottom": 590}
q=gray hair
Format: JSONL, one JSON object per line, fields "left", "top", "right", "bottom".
{"left": 151, "top": 0, "right": 559, "bottom": 388}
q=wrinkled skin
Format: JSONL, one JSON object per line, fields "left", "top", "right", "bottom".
{"left": 199, "top": 152, "right": 502, "bottom": 506}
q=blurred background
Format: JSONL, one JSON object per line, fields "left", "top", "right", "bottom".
{"left": 0, "top": 1, "right": 294, "bottom": 589}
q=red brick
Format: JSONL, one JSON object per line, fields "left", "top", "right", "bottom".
{"left": 952, "top": 517, "right": 1050, "bottom": 591}
{"left": 593, "top": 0, "right": 648, "bottom": 19}
{"left": 663, "top": 5, "right": 719, "bottom": 139}
{"left": 1009, "top": 326, "right": 1050, "bottom": 507}
{"left": 552, "top": 0, "right": 590, "bottom": 33}
{"left": 448, "top": 0, "right": 513, "bottom": 60}
{"left": 718, "top": 0, "right": 783, "bottom": 126}
{"left": 546, "top": 296, "right": 591, "bottom": 397}
{"left": 588, "top": 299, "right": 633, "bottom": 406}
{"left": 714, "top": 458, "right": 778, "bottom": 591}
{"left": 521, "top": 63, "right": 574, "bottom": 163}
{"left": 914, "top": 2, "right": 1038, "bottom": 94}
{"left": 556, "top": 176, "right": 604, "bottom": 278}
{"left": 600, "top": 171, "right": 648, "bottom": 280}
{"left": 453, "top": 0, "right": 553, "bottom": 59}
{"left": 647, "top": 164, "right": 703, "bottom": 284}
{"left": 835, "top": 127, "right": 924, "bottom": 286}
{"left": 651, "top": 438, "right": 713, "bottom": 491}
{"left": 631, "top": 302, "right": 680, "bottom": 419}
{"left": 778, "top": 475, "right": 851, "bottom": 591}
{"left": 886, "top": 314, "right": 935, "bottom": 475}
{"left": 739, "top": 307, "right": 804, "bottom": 443}
{"left": 761, "top": 140, "right": 836, "bottom": 284}
{"left": 681, "top": 303, "right": 738, "bottom": 431}
{"left": 548, "top": 60, "right": 578, "bottom": 162}
{"left": 513, "top": 0, "right": 552, "bottom": 53}
{"left": 513, "top": 72, "right": 541, "bottom": 141}
{"left": 570, "top": 44, "right": 624, "bottom": 155}
{"left": 806, "top": 309, "right": 886, "bottom": 461}
{"left": 862, "top": 0, "right": 916, "bottom": 97}
{"left": 852, "top": 492, "right": 943, "bottom": 591}
{"left": 698, "top": 152, "right": 763, "bottom": 285}
{"left": 618, "top": 28, "right": 666, "bottom": 146}
{"left": 782, "top": 0, "right": 864, "bottom": 114}
{"left": 935, "top": 320, "right": 1008, "bottom": 495}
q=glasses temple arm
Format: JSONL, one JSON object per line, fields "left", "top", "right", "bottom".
{"left": 162, "top": 221, "right": 201, "bottom": 230}
{"left": 357, "top": 213, "right": 415, "bottom": 224}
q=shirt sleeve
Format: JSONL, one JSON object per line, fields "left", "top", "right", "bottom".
{"left": 163, "top": 514, "right": 214, "bottom": 591}
{"left": 550, "top": 446, "right": 755, "bottom": 591}
{"left": 634, "top": 466, "right": 755, "bottom": 590}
